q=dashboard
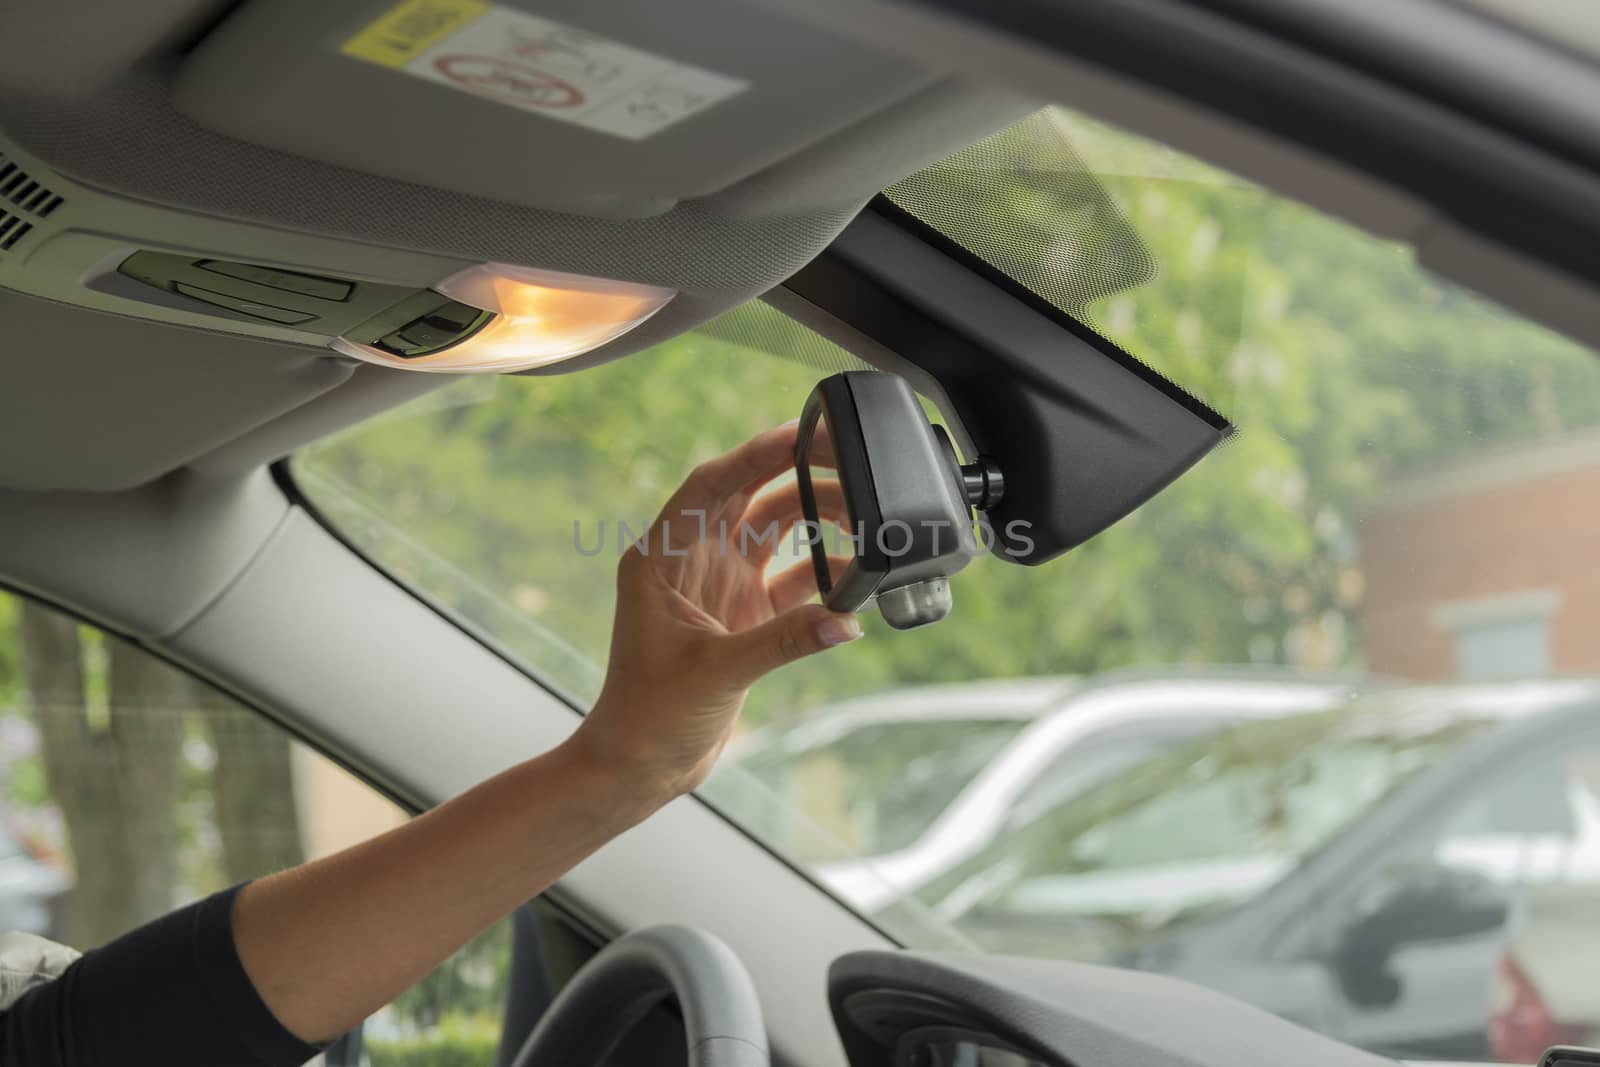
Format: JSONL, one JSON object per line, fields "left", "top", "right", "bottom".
{"left": 829, "top": 951, "right": 1398, "bottom": 1067}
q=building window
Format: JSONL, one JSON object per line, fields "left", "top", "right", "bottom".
{"left": 1453, "top": 615, "right": 1552, "bottom": 680}
{"left": 1433, "top": 590, "right": 1560, "bottom": 681}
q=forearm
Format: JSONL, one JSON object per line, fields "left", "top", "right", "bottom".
{"left": 232, "top": 733, "right": 665, "bottom": 1044}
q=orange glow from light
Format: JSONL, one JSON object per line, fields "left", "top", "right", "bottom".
{"left": 333, "top": 263, "right": 674, "bottom": 373}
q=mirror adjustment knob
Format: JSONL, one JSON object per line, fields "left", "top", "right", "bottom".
{"left": 876, "top": 578, "right": 953, "bottom": 630}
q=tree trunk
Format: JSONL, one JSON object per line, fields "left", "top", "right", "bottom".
{"left": 205, "top": 694, "right": 305, "bottom": 882}
{"left": 19, "top": 603, "right": 185, "bottom": 948}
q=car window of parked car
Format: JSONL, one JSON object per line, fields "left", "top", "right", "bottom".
{"left": 0, "top": 590, "right": 515, "bottom": 1065}
{"left": 1350, "top": 729, "right": 1600, "bottom": 895}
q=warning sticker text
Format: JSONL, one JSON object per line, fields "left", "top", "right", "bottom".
{"left": 342, "top": 1, "right": 748, "bottom": 140}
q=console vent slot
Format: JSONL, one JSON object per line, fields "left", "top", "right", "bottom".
{"left": 0, "top": 152, "right": 65, "bottom": 255}
{"left": 0, "top": 213, "right": 33, "bottom": 253}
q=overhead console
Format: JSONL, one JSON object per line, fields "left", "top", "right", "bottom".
{"left": 107, "top": 250, "right": 675, "bottom": 373}
{"left": 111, "top": 252, "right": 408, "bottom": 331}
{"left": 0, "top": 128, "right": 486, "bottom": 328}
{"left": 0, "top": 0, "right": 1036, "bottom": 372}
{"left": 0, "top": 0, "right": 1035, "bottom": 489}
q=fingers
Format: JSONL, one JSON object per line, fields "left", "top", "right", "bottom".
{"left": 767, "top": 555, "right": 853, "bottom": 614}
{"left": 719, "top": 604, "right": 862, "bottom": 687}
{"left": 643, "top": 424, "right": 804, "bottom": 561}
{"left": 740, "top": 479, "right": 849, "bottom": 548}
{"left": 661, "top": 424, "right": 801, "bottom": 520}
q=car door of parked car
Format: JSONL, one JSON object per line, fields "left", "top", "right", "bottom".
{"left": 1317, "top": 726, "right": 1600, "bottom": 1060}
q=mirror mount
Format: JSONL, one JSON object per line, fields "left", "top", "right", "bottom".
{"left": 782, "top": 202, "right": 1234, "bottom": 565}
{"left": 958, "top": 455, "right": 1006, "bottom": 511}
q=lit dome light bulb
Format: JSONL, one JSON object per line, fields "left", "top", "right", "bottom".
{"left": 332, "top": 263, "right": 674, "bottom": 373}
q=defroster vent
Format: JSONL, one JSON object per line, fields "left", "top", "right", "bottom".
{"left": 0, "top": 152, "right": 65, "bottom": 255}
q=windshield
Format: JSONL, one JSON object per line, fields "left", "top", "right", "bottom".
{"left": 296, "top": 106, "right": 1600, "bottom": 1061}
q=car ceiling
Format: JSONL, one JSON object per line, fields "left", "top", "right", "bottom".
{"left": 0, "top": 0, "right": 1035, "bottom": 492}
{"left": 806, "top": 0, "right": 1600, "bottom": 352}
{"left": 2, "top": 0, "right": 1599, "bottom": 498}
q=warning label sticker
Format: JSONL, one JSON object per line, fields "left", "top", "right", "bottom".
{"left": 341, "top": 1, "right": 748, "bottom": 140}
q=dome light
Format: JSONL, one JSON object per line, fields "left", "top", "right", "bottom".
{"left": 332, "top": 263, "right": 674, "bottom": 373}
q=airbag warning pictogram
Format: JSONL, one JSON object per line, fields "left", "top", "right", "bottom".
{"left": 341, "top": 1, "right": 748, "bottom": 140}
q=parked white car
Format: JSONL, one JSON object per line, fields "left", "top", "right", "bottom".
{"left": 719, "top": 670, "right": 1358, "bottom": 913}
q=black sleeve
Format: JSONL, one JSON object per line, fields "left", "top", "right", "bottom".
{"left": 0, "top": 883, "right": 324, "bottom": 1067}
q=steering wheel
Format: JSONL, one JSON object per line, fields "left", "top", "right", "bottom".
{"left": 506, "top": 924, "right": 769, "bottom": 1067}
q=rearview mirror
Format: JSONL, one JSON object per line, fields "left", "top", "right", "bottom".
{"left": 1332, "top": 864, "right": 1510, "bottom": 1008}
{"left": 794, "top": 372, "right": 1003, "bottom": 629}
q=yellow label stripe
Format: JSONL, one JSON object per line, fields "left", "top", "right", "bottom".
{"left": 341, "top": 0, "right": 492, "bottom": 69}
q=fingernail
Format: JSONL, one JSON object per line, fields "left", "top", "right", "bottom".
{"left": 779, "top": 416, "right": 802, "bottom": 429}
{"left": 818, "top": 616, "right": 863, "bottom": 647}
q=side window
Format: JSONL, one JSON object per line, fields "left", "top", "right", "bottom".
{"left": 1431, "top": 750, "right": 1582, "bottom": 885}
{"left": 1346, "top": 737, "right": 1599, "bottom": 902}
{"left": 0, "top": 591, "right": 511, "bottom": 1065}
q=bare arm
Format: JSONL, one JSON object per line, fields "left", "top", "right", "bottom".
{"left": 232, "top": 423, "right": 862, "bottom": 1044}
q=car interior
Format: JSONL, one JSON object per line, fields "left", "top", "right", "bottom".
{"left": 4, "top": 1, "right": 1600, "bottom": 1065}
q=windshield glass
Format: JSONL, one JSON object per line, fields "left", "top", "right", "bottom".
{"left": 296, "top": 106, "right": 1600, "bottom": 1062}
{"left": 1451, "top": 0, "right": 1600, "bottom": 62}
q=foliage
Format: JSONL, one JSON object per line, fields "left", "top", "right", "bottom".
{"left": 390, "top": 920, "right": 512, "bottom": 1029}
{"left": 367, "top": 1013, "right": 501, "bottom": 1067}
{"left": 0, "top": 593, "right": 16, "bottom": 702}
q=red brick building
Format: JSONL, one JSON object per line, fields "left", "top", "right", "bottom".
{"left": 1360, "top": 431, "right": 1600, "bottom": 681}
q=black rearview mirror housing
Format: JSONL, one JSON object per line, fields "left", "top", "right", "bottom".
{"left": 795, "top": 372, "right": 997, "bottom": 629}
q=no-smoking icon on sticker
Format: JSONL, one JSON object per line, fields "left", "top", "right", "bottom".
{"left": 433, "top": 54, "right": 585, "bottom": 109}
{"left": 344, "top": 4, "right": 747, "bottom": 139}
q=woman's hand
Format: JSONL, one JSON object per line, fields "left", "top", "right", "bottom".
{"left": 571, "top": 422, "right": 861, "bottom": 801}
